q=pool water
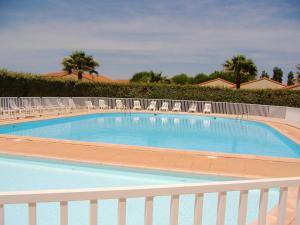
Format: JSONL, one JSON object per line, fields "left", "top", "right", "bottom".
{"left": 0, "top": 113, "right": 299, "bottom": 158}
{"left": 0, "top": 156, "right": 279, "bottom": 225}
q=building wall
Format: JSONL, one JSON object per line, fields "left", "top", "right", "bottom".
{"left": 240, "top": 80, "right": 284, "bottom": 89}
{"left": 200, "top": 80, "right": 233, "bottom": 88}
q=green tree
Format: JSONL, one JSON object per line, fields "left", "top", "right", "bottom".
{"left": 208, "top": 70, "right": 236, "bottom": 83}
{"left": 296, "top": 64, "right": 300, "bottom": 83}
{"left": 223, "top": 55, "right": 257, "bottom": 89}
{"left": 130, "top": 71, "right": 168, "bottom": 83}
{"left": 171, "top": 73, "right": 192, "bottom": 85}
{"left": 287, "top": 71, "right": 295, "bottom": 85}
{"left": 191, "top": 73, "right": 209, "bottom": 84}
{"left": 272, "top": 67, "right": 283, "bottom": 83}
{"left": 62, "top": 50, "right": 99, "bottom": 80}
{"left": 260, "top": 70, "right": 269, "bottom": 78}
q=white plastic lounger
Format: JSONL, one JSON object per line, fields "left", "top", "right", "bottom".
{"left": 68, "top": 99, "right": 78, "bottom": 112}
{"left": 133, "top": 100, "right": 141, "bottom": 110}
{"left": 32, "top": 99, "right": 44, "bottom": 114}
{"left": 44, "top": 99, "right": 59, "bottom": 112}
{"left": 188, "top": 103, "right": 197, "bottom": 113}
{"left": 115, "top": 100, "right": 125, "bottom": 110}
{"left": 147, "top": 101, "right": 156, "bottom": 111}
{"left": 85, "top": 100, "right": 95, "bottom": 111}
{"left": 8, "top": 100, "right": 26, "bottom": 117}
{"left": 172, "top": 102, "right": 181, "bottom": 112}
{"left": 22, "top": 99, "right": 37, "bottom": 116}
{"left": 57, "top": 99, "right": 68, "bottom": 112}
{"left": 203, "top": 103, "right": 212, "bottom": 113}
{"left": 0, "top": 107, "right": 10, "bottom": 119}
{"left": 160, "top": 102, "right": 169, "bottom": 111}
{"left": 98, "top": 99, "right": 108, "bottom": 109}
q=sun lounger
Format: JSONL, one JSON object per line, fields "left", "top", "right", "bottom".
{"left": 203, "top": 103, "right": 212, "bottom": 113}
{"left": 99, "top": 99, "right": 108, "bottom": 109}
{"left": 32, "top": 99, "right": 45, "bottom": 114}
{"left": 160, "top": 102, "right": 169, "bottom": 111}
{"left": 8, "top": 99, "right": 26, "bottom": 117}
{"left": 147, "top": 101, "right": 157, "bottom": 111}
{"left": 85, "top": 100, "right": 96, "bottom": 111}
{"left": 172, "top": 102, "right": 181, "bottom": 112}
{"left": 68, "top": 99, "right": 78, "bottom": 112}
{"left": 115, "top": 100, "right": 126, "bottom": 110}
{"left": 133, "top": 100, "right": 141, "bottom": 110}
{"left": 188, "top": 103, "right": 197, "bottom": 113}
{"left": 0, "top": 107, "right": 10, "bottom": 119}
{"left": 22, "top": 99, "right": 37, "bottom": 116}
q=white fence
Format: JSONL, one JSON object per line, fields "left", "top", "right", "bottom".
{"left": 0, "top": 97, "right": 289, "bottom": 119}
{"left": 0, "top": 177, "right": 299, "bottom": 225}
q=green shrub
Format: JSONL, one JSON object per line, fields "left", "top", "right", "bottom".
{"left": 0, "top": 69, "right": 299, "bottom": 107}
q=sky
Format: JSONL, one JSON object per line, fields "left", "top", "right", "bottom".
{"left": 0, "top": 0, "right": 299, "bottom": 81}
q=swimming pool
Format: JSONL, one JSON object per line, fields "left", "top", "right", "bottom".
{"left": 0, "top": 113, "right": 299, "bottom": 158}
{"left": 0, "top": 156, "right": 279, "bottom": 225}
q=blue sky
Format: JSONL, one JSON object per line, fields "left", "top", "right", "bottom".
{"left": 0, "top": 0, "right": 299, "bottom": 81}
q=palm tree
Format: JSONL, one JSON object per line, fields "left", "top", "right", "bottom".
{"left": 223, "top": 55, "right": 257, "bottom": 89}
{"left": 62, "top": 50, "right": 99, "bottom": 80}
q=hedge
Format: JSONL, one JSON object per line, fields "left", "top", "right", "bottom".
{"left": 1, "top": 69, "right": 300, "bottom": 107}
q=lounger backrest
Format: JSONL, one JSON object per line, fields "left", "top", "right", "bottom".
{"left": 174, "top": 102, "right": 181, "bottom": 108}
{"left": 162, "top": 102, "right": 168, "bottom": 108}
{"left": 204, "top": 103, "right": 211, "bottom": 111}
{"left": 116, "top": 100, "right": 123, "bottom": 107}
{"left": 134, "top": 100, "right": 140, "bottom": 107}
{"left": 99, "top": 99, "right": 106, "bottom": 106}
{"left": 22, "top": 99, "right": 31, "bottom": 108}
{"left": 190, "top": 103, "right": 196, "bottom": 109}
{"left": 57, "top": 99, "right": 64, "bottom": 107}
{"left": 85, "top": 101, "right": 93, "bottom": 107}
{"left": 150, "top": 101, "right": 156, "bottom": 107}
{"left": 8, "top": 100, "right": 18, "bottom": 109}
{"left": 68, "top": 99, "right": 76, "bottom": 107}
{"left": 33, "top": 99, "right": 41, "bottom": 106}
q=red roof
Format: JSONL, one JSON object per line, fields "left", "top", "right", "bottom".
{"left": 197, "top": 78, "right": 235, "bottom": 87}
{"left": 44, "top": 71, "right": 113, "bottom": 83}
{"left": 239, "top": 77, "right": 286, "bottom": 87}
{"left": 284, "top": 83, "right": 300, "bottom": 89}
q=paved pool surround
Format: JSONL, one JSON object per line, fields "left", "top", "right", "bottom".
{"left": 1, "top": 111, "right": 300, "bottom": 225}
{"left": 0, "top": 110, "right": 299, "bottom": 178}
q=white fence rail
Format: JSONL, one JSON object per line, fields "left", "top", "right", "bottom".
{"left": 0, "top": 177, "right": 300, "bottom": 225}
{"left": 0, "top": 97, "right": 289, "bottom": 119}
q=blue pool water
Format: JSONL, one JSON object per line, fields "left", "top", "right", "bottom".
{"left": 0, "top": 113, "right": 299, "bottom": 158}
{"left": 0, "top": 156, "right": 279, "bottom": 225}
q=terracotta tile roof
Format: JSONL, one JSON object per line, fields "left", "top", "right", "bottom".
{"left": 239, "top": 77, "right": 286, "bottom": 87}
{"left": 113, "top": 79, "right": 130, "bottom": 84}
{"left": 197, "top": 78, "right": 235, "bottom": 87}
{"left": 284, "top": 83, "right": 300, "bottom": 89}
{"left": 43, "top": 71, "right": 114, "bottom": 83}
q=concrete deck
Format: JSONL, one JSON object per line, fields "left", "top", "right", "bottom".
{"left": 0, "top": 110, "right": 299, "bottom": 178}
{"left": 0, "top": 110, "right": 299, "bottom": 225}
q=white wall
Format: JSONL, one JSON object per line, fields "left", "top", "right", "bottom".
{"left": 285, "top": 107, "right": 300, "bottom": 128}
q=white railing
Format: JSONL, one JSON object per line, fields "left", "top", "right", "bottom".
{"left": 0, "top": 177, "right": 300, "bottom": 225}
{"left": 0, "top": 97, "right": 290, "bottom": 119}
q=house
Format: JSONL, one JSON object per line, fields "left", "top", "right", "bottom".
{"left": 43, "top": 71, "right": 128, "bottom": 84}
{"left": 284, "top": 83, "right": 300, "bottom": 90}
{"left": 197, "top": 78, "right": 235, "bottom": 88}
{"left": 239, "top": 78, "right": 286, "bottom": 89}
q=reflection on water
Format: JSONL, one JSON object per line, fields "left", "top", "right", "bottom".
{"left": 0, "top": 113, "right": 299, "bottom": 158}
